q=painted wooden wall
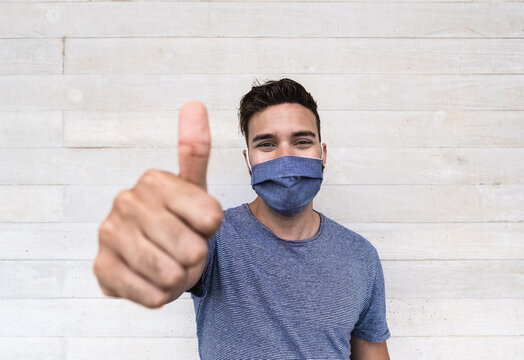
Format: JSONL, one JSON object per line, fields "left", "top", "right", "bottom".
{"left": 0, "top": 1, "right": 523, "bottom": 359}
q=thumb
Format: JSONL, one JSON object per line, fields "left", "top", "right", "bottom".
{"left": 178, "top": 101, "right": 211, "bottom": 190}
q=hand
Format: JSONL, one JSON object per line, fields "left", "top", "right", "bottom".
{"left": 93, "top": 101, "right": 223, "bottom": 308}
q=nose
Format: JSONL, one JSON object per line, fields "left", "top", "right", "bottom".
{"left": 276, "top": 142, "right": 296, "bottom": 158}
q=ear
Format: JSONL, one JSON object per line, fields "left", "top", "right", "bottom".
{"left": 242, "top": 149, "right": 252, "bottom": 176}
{"left": 321, "top": 143, "right": 327, "bottom": 171}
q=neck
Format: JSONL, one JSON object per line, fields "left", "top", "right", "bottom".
{"left": 248, "top": 197, "right": 320, "bottom": 241}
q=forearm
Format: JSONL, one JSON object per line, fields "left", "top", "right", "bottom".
{"left": 350, "top": 337, "right": 390, "bottom": 360}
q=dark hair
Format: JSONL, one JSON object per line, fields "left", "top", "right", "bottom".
{"left": 238, "top": 78, "right": 321, "bottom": 146}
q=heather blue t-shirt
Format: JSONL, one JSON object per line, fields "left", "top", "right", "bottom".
{"left": 187, "top": 203, "right": 390, "bottom": 359}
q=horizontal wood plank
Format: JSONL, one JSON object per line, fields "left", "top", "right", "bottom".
{"left": 0, "top": 39, "right": 62, "bottom": 74}
{"left": 63, "top": 185, "right": 255, "bottom": 223}
{"left": 62, "top": 110, "right": 524, "bottom": 149}
{"left": 64, "top": 0, "right": 524, "bottom": 3}
{"left": 1, "top": 147, "right": 523, "bottom": 185}
{"left": 1, "top": 260, "right": 522, "bottom": 299}
{"left": 349, "top": 222, "right": 524, "bottom": 260}
{"left": 1, "top": 74, "right": 523, "bottom": 111}
{"left": 387, "top": 336, "right": 524, "bottom": 360}
{"left": 0, "top": 223, "right": 98, "bottom": 260}
{"left": 1, "top": 3, "right": 522, "bottom": 38}
{"left": 383, "top": 260, "right": 524, "bottom": 298}
{"left": 0, "top": 298, "right": 521, "bottom": 337}
{"left": 0, "top": 111, "right": 62, "bottom": 148}
{"left": 66, "top": 337, "right": 198, "bottom": 360}
{"left": 2, "top": 335, "right": 522, "bottom": 360}
{"left": 0, "top": 337, "right": 63, "bottom": 360}
{"left": 61, "top": 184, "right": 524, "bottom": 223}
{"left": 317, "top": 184, "right": 524, "bottom": 223}
{"left": 388, "top": 298, "right": 524, "bottom": 336}
{"left": 0, "top": 186, "right": 62, "bottom": 222}
{"left": 1, "top": 222, "right": 523, "bottom": 261}
{"left": 0, "top": 298, "right": 197, "bottom": 337}
{"left": 65, "top": 38, "right": 524, "bottom": 75}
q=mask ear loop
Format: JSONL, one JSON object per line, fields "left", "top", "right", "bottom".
{"left": 246, "top": 148, "right": 252, "bottom": 172}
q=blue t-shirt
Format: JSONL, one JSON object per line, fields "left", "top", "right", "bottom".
{"left": 187, "top": 203, "right": 390, "bottom": 359}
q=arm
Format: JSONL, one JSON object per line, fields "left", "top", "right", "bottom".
{"left": 350, "top": 337, "right": 390, "bottom": 360}
{"left": 94, "top": 102, "right": 223, "bottom": 308}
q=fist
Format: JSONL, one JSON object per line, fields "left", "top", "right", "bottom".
{"left": 93, "top": 102, "right": 223, "bottom": 308}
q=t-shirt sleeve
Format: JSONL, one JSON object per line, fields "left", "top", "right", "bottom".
{"left": 351, "top": 247, "right": 391, "bottom": 342}
{"left": 185, "top": 233, "right": 217, "bottom": 298}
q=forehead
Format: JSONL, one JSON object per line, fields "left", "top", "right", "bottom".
{"left": 248, "top": 103, "right": 317, "bottom": 137}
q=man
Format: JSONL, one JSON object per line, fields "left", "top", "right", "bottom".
{"left": 94, "top": 78, "right": 391, "bottom": 359}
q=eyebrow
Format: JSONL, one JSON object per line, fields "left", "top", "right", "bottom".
{"left": 291, "top": 130, "right": 316, "bottom": 139}
{"left": 252, "top": 133, "right": 276, "bottom": 143}
{"left": 251, "top": 131, "right": 316, "bottom": 144}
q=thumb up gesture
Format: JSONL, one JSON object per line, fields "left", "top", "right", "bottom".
{"left": 94, "top": 102, "right": 223, "bottom": 308}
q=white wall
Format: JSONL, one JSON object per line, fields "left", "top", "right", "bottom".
{"left": 1, "top": 1, "right": 523, "bottom": 359}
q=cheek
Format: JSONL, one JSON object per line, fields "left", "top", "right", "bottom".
{"left": 251, "top": 145, "right": 288, "bottom": 164}
{"left": 251, "top": 152, "right": 275, "bottom": 165}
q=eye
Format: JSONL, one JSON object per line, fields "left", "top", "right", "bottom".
{"left": 257, "top": 142, "right": 274, "bottom": 148}
{"left": 296, "top": 140, "right": 313, "bottom": 146}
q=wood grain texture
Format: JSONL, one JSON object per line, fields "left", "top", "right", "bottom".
{"left": 388, "top": 298, "right": 524, "bottom": 336}
{"left": 65, "top": 337, "right": 199, "bottom": 360}
{"left": 1, "top": 74, "right": 523, "bottom": 111}
{"left": 2, "top": 222, "right": 522, "bottom": 261}
{"left": 2, "top": 335, "right": 523, "bottom": 360}
{"left": 0, "top": 338, "right": 63, "bottom": 360}
{"left": 59, "top": 184, "right": 524, "bottom": 223}
{"left": 349, "top": 222, "right": 524, "bottom": 260}
{"left": 0, "top": 298, "right": 522, "bottom": 337}
{"left": 0, "top": 186, "right": 62, "bottom": 222}
{"left": 0, "top": 111, "right": 62, "bottom": 147}
{"left": 1, "top": 259, "right": 522, "bottom": 299}
{"left": 65, "top": 38, "right": 524, "bottom": 75}
{"left": 0, "top": 298, "right": 197, "bottom": 337}
{"left": 1, "top": 2, "right": 522, "bottom": 38}
{"left": 1, "top": 147, "right": 522, "bottom": 185}
{"left": 0, "top": 223, "right": 98, "bottom": 260}
{"left": 62, "top": 110, "right": 524, "bottom": 148}
{"left": 317, "top": 184, "right": 524, "bottom": 223}
{"left": 387, "top": 336, "right": 524, "bottom": 360}
{"left": 0, "top": 39, "right": 62, "bottom": 74}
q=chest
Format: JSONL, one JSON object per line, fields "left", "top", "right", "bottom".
{"left": 214, "top": 236, "right": 370, "bottom": 331}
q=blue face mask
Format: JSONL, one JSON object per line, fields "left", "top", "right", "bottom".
{"left": 247, "top": 148, "right": 324, "bottom": 217}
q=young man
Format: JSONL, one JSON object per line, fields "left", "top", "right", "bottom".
{"left": 94, "top": 78, "right": 391, "bottom": 359}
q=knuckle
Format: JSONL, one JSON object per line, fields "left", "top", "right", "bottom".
{"left": 159, "top": 265, "right": 185, "bottom": 288}
{"left": 138, "top": 168, "right": 160, "bottom": 188}
{"left": 200, "top": 200, "right": 224, "bottom": 235}
{"left": 98, "top": 221, "right": 116, "bottom": 244}
{"left": 137, "top": 246, "right": 157, "bottom": 271}
{"left": 114, "top": 189, "right": 137, "bottom": 217}
{"left": 92, "top": 257, "right": 104, "bottom": 280}
{"left": 184, "top": 241, "right": 208, "bottom": 266}
{"left": 92, "top": 254, "right": 118, "bottom": 297}
{"left": 144, "top": 291, "right": 170, "bottom": 309}
{"left": 136, "top": 247, "right": 176, "bottom": 287}
{"left": 93, "top": 249, "right": 111, "bottom": 279}
{"left": 99, "top": 222, "right": 126, "bottom": 250}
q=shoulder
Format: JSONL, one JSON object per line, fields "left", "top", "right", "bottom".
{"left": 211, "top": 203, "right": 250, "bottom": 239}
{"left": 319, "top": 213, "right": 381, "bottom": 262}
{"left": 223, "top": 203, "right": 248, "bottom": 220}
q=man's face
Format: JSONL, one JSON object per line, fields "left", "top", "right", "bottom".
{"left": 243, "top": 103, "right": 327, "bottom": 169}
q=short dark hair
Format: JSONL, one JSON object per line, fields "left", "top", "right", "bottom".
{"left": 238, "top": 78, "right": 321, "bottom": 146}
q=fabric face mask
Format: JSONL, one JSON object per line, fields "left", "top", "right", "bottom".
{"left": 247, "top": 148, "right": 324, "bottom": 217}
